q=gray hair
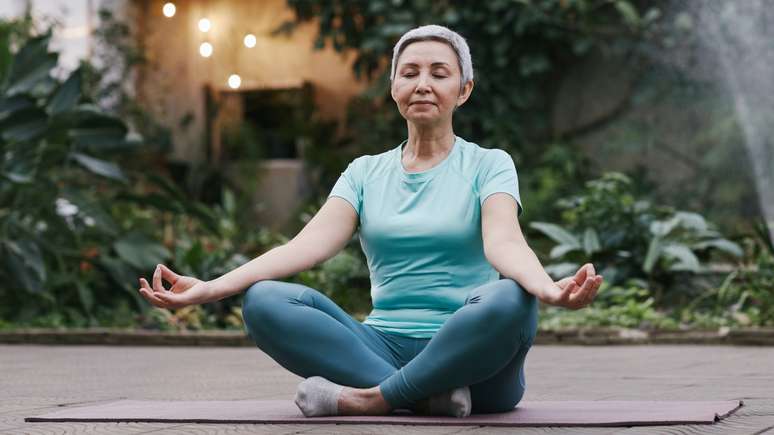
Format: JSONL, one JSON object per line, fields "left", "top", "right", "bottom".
{"left": 390, "top": 24, "right": 474, "bottom": 90}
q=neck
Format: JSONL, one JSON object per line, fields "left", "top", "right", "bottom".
{"left": 404, "top": 121, "right": 455, "bottom": 159}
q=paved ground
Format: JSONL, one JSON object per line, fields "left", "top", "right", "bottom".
{"left": 1, "top": 344, "right": 773, "bottom": 434}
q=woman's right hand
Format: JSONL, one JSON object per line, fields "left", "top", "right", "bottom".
{"left": 138, "top": 264, "right": 212, "bottom": 309}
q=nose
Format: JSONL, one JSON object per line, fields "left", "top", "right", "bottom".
{"left": 414, "top": 72, "right": 431, "bottom": 94}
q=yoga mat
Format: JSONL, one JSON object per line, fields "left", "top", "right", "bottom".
{"left": 26, "top": 399, "right": 743, "bottom": 427}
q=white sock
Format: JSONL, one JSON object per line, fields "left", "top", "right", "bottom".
{"left": 415, "top": 386, "right": 472, "bottom": 417}
{"left": 294, "top": 376, "right": 344, "bottom": 417}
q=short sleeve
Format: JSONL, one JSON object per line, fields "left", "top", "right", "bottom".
{"left": 328, "top": 157, "right": 363, "bottom": 215}
{"left": 478, "top": 149, "right": 524, "bottom": 216}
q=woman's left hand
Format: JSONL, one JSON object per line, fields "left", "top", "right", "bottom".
{"left": 539, "top": 263, "right": 603, "bottom": 310}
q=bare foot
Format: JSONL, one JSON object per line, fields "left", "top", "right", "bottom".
{"left": 337, "top": 386, "right": 392, "bottom": 415}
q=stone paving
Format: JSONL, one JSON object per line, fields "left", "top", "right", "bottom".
{"left": 1, "top": 344, "right": 773, "bottom": 434}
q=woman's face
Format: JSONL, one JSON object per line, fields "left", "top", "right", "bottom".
{"left": 391, "top": 40, "right": 473, "bottom": 127}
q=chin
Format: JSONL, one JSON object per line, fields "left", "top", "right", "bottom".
{"left": 405, "top": 114, "right": 442, "bottom": 125}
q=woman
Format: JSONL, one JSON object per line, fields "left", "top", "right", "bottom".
{"left": 138, "top": 24, "right": 602, "bottom": 418}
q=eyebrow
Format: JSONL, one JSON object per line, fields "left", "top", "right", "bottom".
{"left": 400, "top": 62, "right": 451, "bottom": 68}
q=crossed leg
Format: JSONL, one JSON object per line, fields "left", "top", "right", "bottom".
{"left": 241, "top": 278, "right": 538, "bottom": 415}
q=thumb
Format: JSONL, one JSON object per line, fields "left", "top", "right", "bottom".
{"left": 574, "top": 265, "right": 587, "bottom": 285}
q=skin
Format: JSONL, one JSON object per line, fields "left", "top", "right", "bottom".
{"left": 138, "top": 39, "right": 602, "bottom": 416}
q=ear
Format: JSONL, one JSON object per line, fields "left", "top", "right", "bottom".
{"left": 456, "top": 80, "right": 474, "bottom": 108}
{"left": 390, "top": 79, "right": 398, "bottom": 103}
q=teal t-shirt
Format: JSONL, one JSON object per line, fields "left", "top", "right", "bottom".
{"left": 328, "top": 135, "right": 523, "bottom": 338}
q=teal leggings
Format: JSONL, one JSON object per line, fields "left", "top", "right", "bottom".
{"left": 241, "top": 278, "right": 538, "bottom": 414}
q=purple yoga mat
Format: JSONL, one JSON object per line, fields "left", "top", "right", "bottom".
{"left": 26, "top": 399, "right": 743, "bottom": 427}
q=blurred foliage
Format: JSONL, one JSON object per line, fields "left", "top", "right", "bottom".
{"left": 529, "top": 172, "right": 742, "bottom": 304}
{"left": 0, "top": 21, "right": 276, "bottom": 330}
{"left": 1, "top": 3, "right": 770, "bottom": 333}
{"left": 278, "top": 0, "right": 660, "bottom": 155}
{"left": 539, "top": 283, "right": 678, "bottom": 330}
{"left": 279, "top": 0, "right": 662, "bottom": 215}
{"left": 0, "top": 30, "right": 149, "bottom": 322}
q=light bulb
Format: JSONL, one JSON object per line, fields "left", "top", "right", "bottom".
{"left": 198, "top": 18, "right": 211, "bottom": 32}
{"left": 244, "top": 34, "right": 256, "bottom": 48}
{"left": 162, "top": 2, "right": 176, "bottom": 18}
{"left": 199, "top": 42, "right": 213, "bottom": 58}
{"left": 228, "top": 74, "right": 241, "bottom": 89}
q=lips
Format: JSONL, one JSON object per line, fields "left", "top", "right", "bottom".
{"left": 410, "top": 101, "right": 435, "bottom": 106}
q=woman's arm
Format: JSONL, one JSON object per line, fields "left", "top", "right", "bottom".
{"left": 139, "top": 197, "right": 359, "bottom": 307}
{"left": 481, "top": 193, "right": 601, "bottom": 308}
{"left": 206, "top": 196, "right": 359, "bottom": 301}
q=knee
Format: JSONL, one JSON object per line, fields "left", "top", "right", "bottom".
{"left": 486, "top": 280, "right": 538, "bottom": 333}
{"left": 472, "top": 384, "right": 526, "bottom": 414}
{"left": 241, "top": 280, "right": 282, "bottom": 332}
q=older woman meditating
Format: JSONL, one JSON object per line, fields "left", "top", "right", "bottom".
{"left": 138, "top": 24, "right": 603, "bottom": 418}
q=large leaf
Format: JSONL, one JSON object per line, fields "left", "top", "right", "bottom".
{"left": 529, "top": 222, "right": 580, "bottom": 247}
{"left": 673, "top": 211, "right": 708, "bottom": 232}
{"left": 643, "top": 236, "right": 663, "bottom": 273}
{"left": 649, "top": 218, "right": 678, "bottom": 238}
{"left": 692, "top": 239, "right": 743, "bottom": 258}
{"left": 0, "top": 106, "right": 48, "bottom": 142}
{"left": 69, "top": 105, "right": 128, "bottom": 131}
{"left": 3, "top": 32, "right": 56, "bottom": 95}
{"left": 75, "top": 280, "right": 94, "bottom": 312}
{"left": 0, "top": 95, "right": 35, "bottom": 121}
{"left": 47, "top": 67, "right": 81, "bottom": 114}
{"left": 582, "top": 227, "right": 601, "bottom": 255}
{"left": 1, "top": 239, "right": 46, "bottom": 293}
{"left": 550, "top": 243, "right": 579, "bottom": 259}
{"left": 113, "top": 233, "right": 171, "bottom": 271}
{"left": 544, "top": 262, "right": 580, "bottom": 280}
{"left": 615, "top": 0, "right": 640, "bottom": 27}
{"left": 662, "top": 244, "right": 700, "bottom": 272}
{"left": 70, "top": 152, "right": 128, "bottom": 182}
{"left": 2, "top": 147, "right": 37, "bottom": 183}
{"left": 68, "top": 127, "right": 134, "bottom": 151}
{"left": 97, "top": 255, "right": 146, "bottom": 310}
{"left": 5, "top": 53, "right": 57, "bottom": 96}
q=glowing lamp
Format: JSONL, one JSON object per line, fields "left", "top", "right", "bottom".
{"left": 199, "top": 42, "right": 213, "bottom": 57}
{"left": 162, "top": 3, "right": 176, "bottom": 17}
{"left": 198, "top": 18, "right": 211, "bottom": 32}
{"left": 228, "top": 74, "right": 241, "bottom": 89}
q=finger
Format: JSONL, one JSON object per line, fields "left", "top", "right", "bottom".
{"left": 570, "top": 277, "right": 594, "bottom": 304}
{"left": 159, "top": 264, "right": 181, "bottom": 285}
{"left": 573, "top": 266, "right": 586, "bottom": 285}
{"left": 583, "top": 276, "right": 602, "bottom": 304}
{"left": 561, "top": 281, "right": 578, "bottom": 302}
{"left": 140, "top": 278, "right": 154, "bottom": 294}
{"left": 141, "top": 278, "right": 171, "bottom": 306}
{"left": 138, "top": 281, "right": 168, "bottom": 308}
{"left": 586, "top": 263, "right": 596, "bottom": 277}
{"left": 152, "top": 265, "right": 166, "bottom": 292}
{"left": 155, "top": 291, "right": 182, "bottom": 309}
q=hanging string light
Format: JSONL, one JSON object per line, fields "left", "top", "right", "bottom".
{"left": 244, "top": 34, "right": 256, "bottom": 48}
{"left": 199, "top": 42, "right": 213, "bottom": 57}
{"left": 162, "top": 2, "right": 176, "bottom": 18}
{"left": 228, "top": 74, "right": 241, "bottom": 89}
{"left": 198, "top": 18, "right": 211, "bottom": 32}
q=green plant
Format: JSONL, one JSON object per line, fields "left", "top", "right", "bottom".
{"left": 0, "top": 26, "right": 274, "bottom": 330}
{"left": 678, "top": 230, "right": 774, "bottom": 327}
{"left": 539, "top": 283, "right": 678, "bottom": 330}
{"left": 279, "top": 0, "right": 662, "bottom": 171}
{"left": 529, "top": 172, "right": 742, "bottom": 302}
{"left": 0, "top": 30, "right": 162, "bottom": 322}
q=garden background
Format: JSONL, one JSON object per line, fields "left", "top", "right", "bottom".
{"left": 1, "top": 0, "right": 772, "bottom": 335}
